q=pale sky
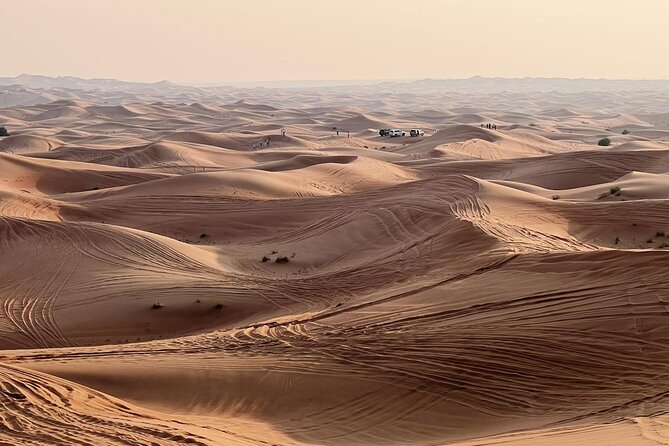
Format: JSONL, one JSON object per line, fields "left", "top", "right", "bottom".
{"left": 2, "top": 0, "right": 668, "bottom": 83}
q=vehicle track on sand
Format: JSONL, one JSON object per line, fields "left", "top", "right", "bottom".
{"left": 449, "top": 196, "right": 595, "bottom": 253}
{"left": 0, "top": 363, "right": 213, "bottom": 446}
{"left": 2, "top": 242, "right": 81, "bottom": 349}
{"left": 241, "top": 253, "right": 519, "bottom": 330}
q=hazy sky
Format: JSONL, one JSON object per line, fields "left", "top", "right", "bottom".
{"left": 3, "top": 0, "right": 668, "bottom": 83}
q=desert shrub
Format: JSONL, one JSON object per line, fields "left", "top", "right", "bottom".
{"left": 0, "top": 127, "right": 8, "bottom": 137}
{"left": 214, "top": 303, "right": 223, "bottom": 309}
{"left": 656, "top": 231, "right": 666, "bottom": 237}
{"left": 275, "top": 256, "right": 289, "bottom": 263}
{"left": 610, "top": 186, "right": 621, "bottom": 195}
{"left": 151, "top": 302, "right": 163, "bottom": 309}
{"left": 551, "top": 195, "right": 560, "bottom": 200}
{"left": 529, "top": 123, "right": 537, "bottom": 127}
{"left": 647, "top": 238, "right": 654, "bottom": 243}
{"left": 598, "top": 137, "right": 611, "bottom": 146}
{"left": 200, "top": 233, "right": 209, "bottom": 239}
{"left": 614, "top": 236, "right": 620, "bottom": 245}
{"left": 598, "top": 191, "right": 610, "bottom": 199}
{"left": 261, "top": 256, "right": 270, "bottom": 262}
{"left": 622, "top": 129, "right": 630, "bottom": 135}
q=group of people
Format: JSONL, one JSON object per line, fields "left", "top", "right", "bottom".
{"left": 255, "top": 136, "right": 271, "bottom": 149}
{"left": 482, "top": 123, "right": 497, "bottom": 130}
{"left": 254, "top": 128, "right": 287, "bottom": 149}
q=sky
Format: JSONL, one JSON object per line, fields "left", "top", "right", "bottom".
{"left": 2, "top": 0, "right": 668, "bottom": 83}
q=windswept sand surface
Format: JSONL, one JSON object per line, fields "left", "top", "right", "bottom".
{"left": 1, "top": 81, "right": 669, "bottom": 445}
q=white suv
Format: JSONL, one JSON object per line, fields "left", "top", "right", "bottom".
{"left": 389, "top": 129, "right": 405, "bottom": 137}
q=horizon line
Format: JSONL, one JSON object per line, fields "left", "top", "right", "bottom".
{"left": 3, "top": 73, "right": 669, "bottom": 87}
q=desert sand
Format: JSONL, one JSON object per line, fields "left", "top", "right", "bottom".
{"left": 0, "top": 76, "right": 669, "bottom": 445}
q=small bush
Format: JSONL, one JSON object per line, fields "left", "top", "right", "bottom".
{"left": 622, "top": 129, "right": 630, "bottom": 135}
{"left": 529, "top": 123, "right": 537, "bottom": 127}
{"left": 647, "top": 238, "right": 654, "bottom": 243}
{"left": 0, "top": 127, "right": 8, "bottom": 137}
{"left": 656, "top": 231, "right": 665, "bottom": 237}
{"left": 551, "top": 195, "right": 560, "bottom": 200}
{"left": 598, "top": 137, "right": 611, "bottom": 146}
{"left": 275, "top": 256, "right": 289, "bottom": 264}
{"left": 610, "top": 186, "right": 621, "bottom": 195}
{"left": 614, "top": 236, "right": 620, "bottom": 245}
{"left": 261, "top": 256, "right": 270, "bottom": 262}
{"left": 151, "top": 302, "right": 163, "bottom": 309}
{"left": 200, "top": 233, "right": 209, "bottom": 239}
{"left": 598, "top": 191, "right": 610, "bottom": 199}
{"left": 214, "top": 303, "right": 223, "bottom": 309}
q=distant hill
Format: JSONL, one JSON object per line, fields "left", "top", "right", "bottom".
{"left": 2, "top": 74, "right": 669, "bottom": 93}
{"left": 1, "top": 74, "right": 668, "bottom": 111}
{"left": 0, "top": 74, "right": 182, "bottom": 92}
{"left": 400, "top": 76, "right": 669, "bottom": 93}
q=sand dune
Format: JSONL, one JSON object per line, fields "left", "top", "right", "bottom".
{"left": 414, "top": 149, "right": 669, "bottom": 189}
{"left": 392, "top": 125, "right": 573, "bottom": 160}
{"left": 0, "top": 134, "right": 63, "bottom": 154}
{"left": 32, "top": 104, "right": 90, "bottom": 121}
{"left": 0, "top": 363, "right": 250, "bottom": 445}
{"left": 0, "top": 84, "right": 668, "bottom": 445}
{"left": 331, "top": 112, "right": 394, "bottom": 132}
{"left": 493, "top": 171, "right": 669, "bottom": 201}
{"left": 53, "top": 156, "right": 415, "bottom": 201}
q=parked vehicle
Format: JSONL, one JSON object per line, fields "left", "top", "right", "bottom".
{"left": 410, "top": 129, "right": 424, "bottom": 137}
{"left": 379, "top": 128, "right": 391, "bottom": 136}
{"left": 389, "top": 129, "right": 405, "bottom": 137}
